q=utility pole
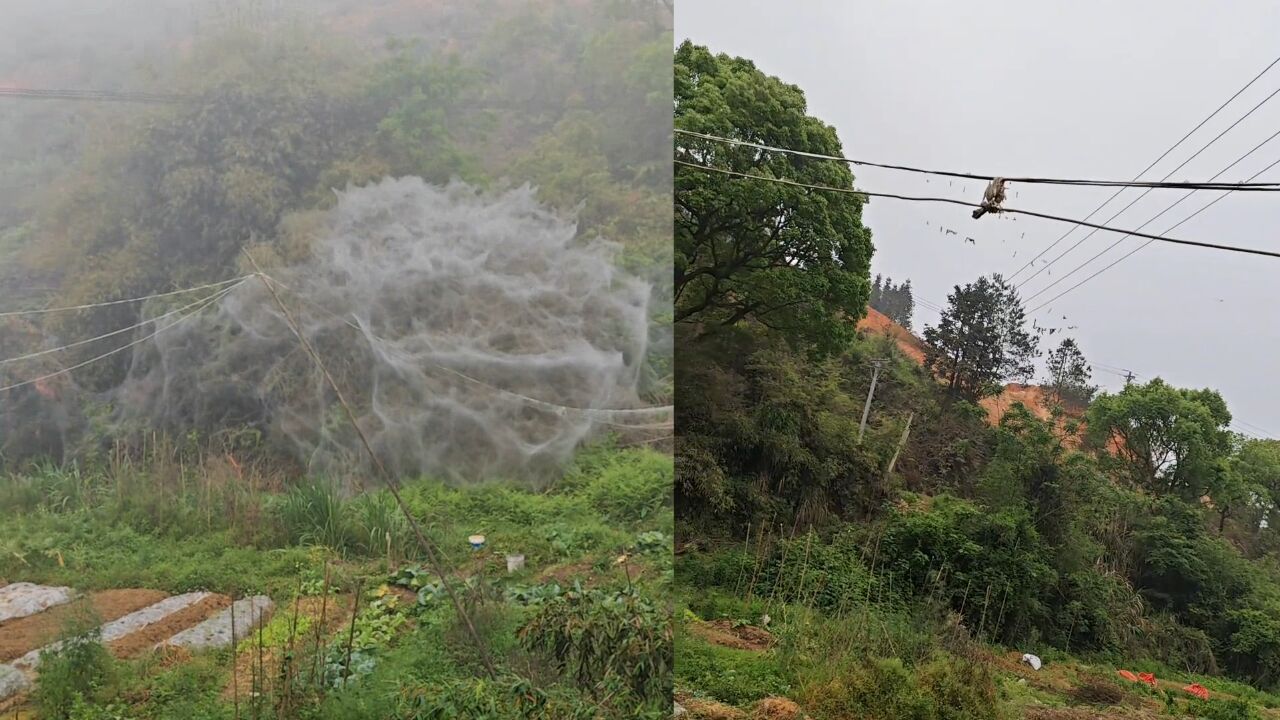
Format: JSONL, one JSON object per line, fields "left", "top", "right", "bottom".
{"left": 858, "top": 359, "right": 888, "bottom": 443}
{"left": 885, "top": 412, "right": 914, "bottom": 479}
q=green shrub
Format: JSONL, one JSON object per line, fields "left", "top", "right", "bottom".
{"left": 519, "top": 585, "right": 672, "bottom": 703}
{"left": 33, "top": 611, "right": 116, "bottom": 720}
{"left": 798, "top": 655, "right": 1000, "bottom": 720}
{"left": 1184, "top": 697, "right": 1262, "bottom": 720}
{"left": 570, "top": 450, "right": 671, "bottom": 525}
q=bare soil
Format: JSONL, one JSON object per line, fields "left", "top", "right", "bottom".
{"left": 688, "top": 620, "right": 774, "bottom": 652}
{"left": 0, "top": 589, "right": 167, "bottom": 662}
{"left": 109, "top": 594, "right": 230, "bottom": 658}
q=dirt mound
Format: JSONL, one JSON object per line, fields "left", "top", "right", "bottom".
{"left": 689, "top": 620, "right": 774, "bottom": 651}
{"left": 857, "top": 309, "right": 1096, "bottom": 439}
{"left": 110, "top": 594, "right": 229, "bottom": 658}
{"left": 0, "top": 589, "right": 166, "bottom": 662}
{"left": 679, "top": 695, "right": 745, "bottom": 720}
{"left": 751, "top": 696, "right": 802, "bottom": 719}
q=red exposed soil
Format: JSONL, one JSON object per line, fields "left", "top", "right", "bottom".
{"left": 858, "top": 308, "right": 928, "bottom": 364}
{"left": 857, "top": 309, "right": 1096, "bottom": 443}
{"left": 109, "top": 594, "right": 230, "bottom": 659}
{"left": 0, "top": 589, "right": 167, "bottom": 662}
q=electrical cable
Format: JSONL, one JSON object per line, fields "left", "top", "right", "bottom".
{"left": 0, "top": 283, "right": 247, "bottom": 368}
{"left": 1018, "top": 124, "right": 1280, "bottom": 291}
{"left": 676, "top": 160, "right": 1280, "bottom": 260}
{"left": 675, "top": 128, "right": 1280, "bottom": 191}
{"left": 0, "top": 275, "right": 250, "bottom": 319}
{"left": 0, "top": 280, "right": 241, "bottom": 394}
{"left": 1026, "top": 153, "right": 1280, "bottom": 312}
{"left": 1005, "top": 53, "right": 1280, "bottom": 281}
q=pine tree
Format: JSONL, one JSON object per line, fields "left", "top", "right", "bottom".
{"left": 1044, "top": 338, "right": 1096, "bottom": 406}
{"left": 923, "top": 274, "right": 1038, "bottom": 402}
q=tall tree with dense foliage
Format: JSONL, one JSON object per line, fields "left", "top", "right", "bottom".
{"left": 922, "top": 274, "right": 1038, "bottom": 402}
{"left": 1044, "top": 337, "right": 1096, "bottom": 405}
{"left": 673, "top": 42, "right": 872, "bottom": 352}
{"left": 1087, "top": 379, "right": 1232, "bottom": 497}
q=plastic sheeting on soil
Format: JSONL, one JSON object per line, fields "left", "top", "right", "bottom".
{"left": 162, "top": 595, "right": 273, "bottom": 650}
{"left": 11, "top": 592, "right": 213, "bottom": 674}
{"left": 0, "top": 664, "right": 27, "bottom": 701}
{"left": 0, "top": 583, "right": 74, "bottom": 623}
{"left": 0, "top": 592, "right": 223, "bottom": 701}
{"left": 100, "top": 592, "right": 211, "bottom": 643}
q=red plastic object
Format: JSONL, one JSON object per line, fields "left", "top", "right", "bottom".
{"left": 1138, "top": 672, "right": 1158, "bottom": 688}
{"left": 1185, "top": 684, "right": 1209, "bottom": 700}
{"left": 1117, "top": 670, "right": 1139, "bottom": 682}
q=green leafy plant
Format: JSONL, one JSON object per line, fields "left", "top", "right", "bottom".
{"left": 518, "top": 584, "right": 672, "bottom": 703}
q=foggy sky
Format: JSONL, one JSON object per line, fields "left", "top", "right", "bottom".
{"left": 677, "top": 0, "right": 1280, "bottom": 437}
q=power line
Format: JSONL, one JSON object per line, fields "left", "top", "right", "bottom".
{"left": 0, "top": 276, "right": 250, "bottom": 319}
{"left": 0, "top": 87, "right": 190, "bottom": 104}
{"left": 676, "top": 160, "right": 1280, "bottom": 260}
{"left": 675, "top": 128, "right": 1280, "bottom": 191}
{"left": 0, "top": 281, "right": 239, "bottom": 394}
{"left": 1006, "top": 53, "right": 1280, "bottom": 281}
{"left": 1017, "top": 118, "right": 1280, "bottom": 292}
{"left": 1026, "top": 153, "right": 1280, "bottom": 313}
{"left": 0, "top": 286, "right": 243, "bottom": 368}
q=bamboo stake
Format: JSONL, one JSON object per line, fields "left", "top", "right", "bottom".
{"left": 343, "top": 579, "right": 363, "bottom": 688}
{"left": 231, "top": 593, "right": 239, "bottom": 720}
{"left": 310, "top": 561, "right": 331, "bottom": 688}
{"left": 243, "top": 254, "right": 496, "bottom": 679}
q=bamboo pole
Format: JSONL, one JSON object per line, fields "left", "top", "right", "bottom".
{"left": 243, "top": 253, "right": 496, "bottom": 679}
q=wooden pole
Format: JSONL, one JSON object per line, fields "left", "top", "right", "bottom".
{"left": 231, "top": 593, "right": 239, "bottom": 720}
{"left": 885, "top": 412, "right": 914, "bottom": 480}
{"left": 858, "top": 359, "right": 887, "bottom": 443}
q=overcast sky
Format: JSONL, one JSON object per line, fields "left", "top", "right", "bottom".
{"left": 677, "top": 0, "right": 1280, "bottom": 437}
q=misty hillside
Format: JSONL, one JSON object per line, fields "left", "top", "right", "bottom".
{"left": 0, "top": 0, "right": 673, "bottom": 477}
{"left": 0, "top": 2, "right": 673, "bottom": 718}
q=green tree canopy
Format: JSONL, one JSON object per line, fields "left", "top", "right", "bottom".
{"left": 673, "top": 41, "right": 872, "bottom": 352}
{"left": 1086, "top": 378, "right": 1232, "bottom": 497}
{"left": 922, "top": 274, "right": 1039, "bottom": 402}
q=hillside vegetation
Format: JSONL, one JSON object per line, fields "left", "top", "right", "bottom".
{"left": 675, "top": 41, "right": 1280, "bottom": 720}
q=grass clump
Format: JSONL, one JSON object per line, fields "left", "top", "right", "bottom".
{"left": 798, "top": 654, "right": 1000, "bottom": 720}
{"left": 677, "top": 631, "right": 791, "bottom": 706}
